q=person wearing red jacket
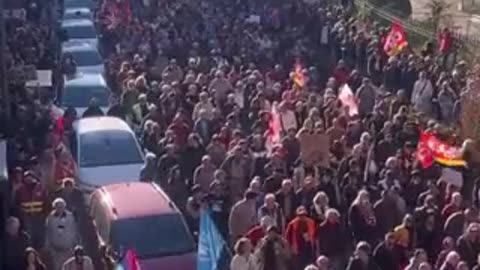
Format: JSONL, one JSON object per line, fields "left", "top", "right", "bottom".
{"left": 244, "top": 216, "right": 273, "bottom": 248}
{"left": 285, "top": 206, "right": 317, "bottom": 269}
{"left": 15, "top": 171, "right": 48, "bottom": 249}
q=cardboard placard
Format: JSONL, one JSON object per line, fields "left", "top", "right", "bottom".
{"left": 298, "top": 131, "right": 330, "bottom": 167}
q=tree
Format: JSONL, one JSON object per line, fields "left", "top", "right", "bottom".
{"left": 425, "top": 0, "right": 451, "bottom": 32}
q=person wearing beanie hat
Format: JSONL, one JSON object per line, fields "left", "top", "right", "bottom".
{"left": 45, "top": 197, "right": 79, "bottom": 270}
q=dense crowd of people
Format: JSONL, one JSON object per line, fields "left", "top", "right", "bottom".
{"left": 1, "top": 0, "right": 480, "bottom": 269}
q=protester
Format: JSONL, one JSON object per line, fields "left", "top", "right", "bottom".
{"left": 23, "top": 247, "right": 47, "bottom": 270}
{"left": 61, "top": 246, "right": 94, "bottom": 270}
{"left": 3, "top": 0, "right": 480, "bottom": 268}
{"left": 45, "top": 198, "right": 80, "bottom": 270}
{"left": 230, "top": 238, "right": 256, "bottom": 270}
{"left": 3, "top": 217, "right": 31, "bottom": 270}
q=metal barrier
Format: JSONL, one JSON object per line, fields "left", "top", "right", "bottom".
{"left": 354, "top": 0, "right": 480, "bottom": 49}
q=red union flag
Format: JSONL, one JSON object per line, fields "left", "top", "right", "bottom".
{"left": 384, "top": 23, "right": 408, "bottom": 56}
{"left": 416, "top": 132, "right": 466, "bottom": 168}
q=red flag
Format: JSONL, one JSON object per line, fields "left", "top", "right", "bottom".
{"left": 384, "top": 23, "right": 408, "bottom": 56}
{"left": 338, "top": 84, "right": 359, "bottom": 116}
{"left": 265, "top": 103, "right": 282, "bottom": 153}
{"left": 293, "top": 62, "right": 305, "bottom": 89}
{"left": 416, "top": 132, "right": 466, "bottom": 168}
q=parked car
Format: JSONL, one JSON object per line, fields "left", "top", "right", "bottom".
{"left": 61, "top": 18, "right": 98, "bottom": 47}
{"left": 63, "top": 7, "right": 93, "bottom": 20}
{"left": 61, "top": 41, "right": 104, "bottom": 74}
{"left": 72, "top": 117, "right": 144, "bottom": 193}
{"left": 64, "top": 0, "right": 93, "bottom": 10}
{"left": 89, "top": 182, "right": 196, "bottom": 270}
{"left": 62, "top": 73, "right": 110, "bottom": 115}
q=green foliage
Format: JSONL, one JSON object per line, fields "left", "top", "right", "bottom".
{"left": 368, "top": 0, "right": 413, "bottom": 18}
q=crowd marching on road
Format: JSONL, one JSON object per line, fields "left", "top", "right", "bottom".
{"left": 1, "top": 0, "right": 480, "bottom": 269}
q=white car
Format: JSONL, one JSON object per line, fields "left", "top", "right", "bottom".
{"left": 63, "top": 8, "right": 93, "bottom": 20}
{"left": 61, "top": 19, "right": 98, "bottom": 47}
{"left": 62, "top": 41, "right": 104, "bottom": 74}
{"left": 62, "top": 73, "right": 110, "bottom": 116}
{"left": 72, "top": 117, "right": 145, "bottom": 193}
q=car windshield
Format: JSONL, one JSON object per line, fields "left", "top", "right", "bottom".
{"left": 79, "top": 130, "right": 143, "bottom": 167}
{"left": 64, "top": 10, "right": 91, "bottom": 20}
{"left": 69, "top": 50, "right": 102, "bottom": 66}
{"left": 65, "top": 0, "right": 92, "bottom": 9}
{"left": 64, "top": 24, "right": 96, "bottom": 39}
{"left": 111, "top": 214, "right": 195, "bottom": 259}
{"left": 63, "top": 85, "right": 109, "bottom": 109}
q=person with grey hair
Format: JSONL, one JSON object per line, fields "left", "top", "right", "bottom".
{"left": 140, "top": 152, "right": 157, "bottom": 182}
{"left": 45, "top": 198, "right": 80, "bottom": 270}
{"left": 132, "top": 93, "right": 150, "bottom": 125}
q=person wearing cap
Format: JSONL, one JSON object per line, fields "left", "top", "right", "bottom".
{"left": 61, "top": 245, "right": 94, "bottom": 270}
{"left": 346, "top": 242, "right": 380, "bottom": 270}
{"left": 15, "top": 170, "right": 47, "bottom": 249}
{"left": 285, "top": 206, "right": 317, "bottom": 269}
{"left": 45, "top": 198, "right": 80, "bottom": 270}
{"left": 229, "top": 189, "right": 258, "bottom": 245}
{"left": 51, "top": 178, "right": 85, "bottom": 217}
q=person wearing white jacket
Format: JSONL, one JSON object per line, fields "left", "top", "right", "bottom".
{"left": 230, "top": 238, "right": 257, "bottom": 270}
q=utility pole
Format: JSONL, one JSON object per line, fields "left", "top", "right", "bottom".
{"left": 0, "top": 0, "right": 10, "bottom": 122}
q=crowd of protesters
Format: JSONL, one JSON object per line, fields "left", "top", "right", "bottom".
{"left": 2, "top": 0, "right": 480, "bottom": 269}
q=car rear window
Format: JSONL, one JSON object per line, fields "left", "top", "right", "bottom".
{"left": 64, "top": 24, "right": 96, "bottom": 39}
{"left": 63, "top": 85, "right": 109, "bottom": 109}
{"left": 79, "top": 130, "right": 143, "bottom": 167}
{"left": 110, "top": 214, "right": 195, "bottom": 259}
{"left": 69, "top": 49, "right": 102, "bottom": 66}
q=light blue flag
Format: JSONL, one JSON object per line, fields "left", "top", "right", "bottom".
{"left": 197, "top": 208, "right": 231, "bottom": 270}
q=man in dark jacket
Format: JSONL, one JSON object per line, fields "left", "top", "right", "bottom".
{"left": 275, "top": 179, "right": 296, "bottom": 222}
{"left": 457, "top": 223, "right": 480, "bottom": 268}
{"left": 3, "top": 217, "right": 31, "bottom": 270}
{"left": 373, "top": 233, "right": 404, "bottom": 270}
{"left": 82, "top": 98, "right": 105, "bottom": 118}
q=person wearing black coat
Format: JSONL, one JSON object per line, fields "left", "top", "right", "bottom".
{"left": 82, "top": 98, "right": 105, "bottom": 118}
{"left": 373, "top": 233, "right": 405, "bottom": 270}
{"left": 347, "top": 242, "right": 380, "bottom": 270}
{"left": 457, "top": 224, "right": 480, "bottom": 268}
{"left": 275, "top": 179, "right": 296, "bottom": 222}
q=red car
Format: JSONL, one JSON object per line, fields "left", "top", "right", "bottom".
{"left": 89, "top": 182, "right": 196, "bottom": 270}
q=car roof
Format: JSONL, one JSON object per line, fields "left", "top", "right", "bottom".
{"left": 61, "top": 18, "right": 94, "bottom": 28}
{"left": 64, "top": 7, "right": 92, "bottom": 14}
{"left": 62, "top": 41, "right": 98, "bottom": 52}
{"left": 64, "top": 73, "right": 106, "bottom": 87}
{"left": 96, "top": 182, "right": 177, "bottom": 220}
{"left": 75, "top": 116, "right": 133, "bottom": 134}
